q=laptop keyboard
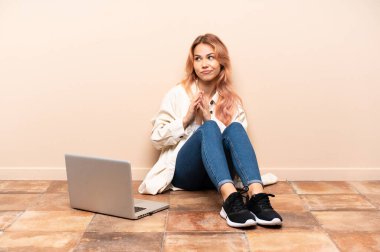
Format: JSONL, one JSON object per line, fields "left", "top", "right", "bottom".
{"left": 134, "top": 206, "right": 146, "bottom": 213}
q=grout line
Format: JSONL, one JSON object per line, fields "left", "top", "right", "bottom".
{"left": 288, "top": 181, "right": 364, "bottom": 195}
{"left": 1, "top": 180, "right": 379, "bottom": 251}
{"left": 71, "top": 213, "right": 96, "bottom": 251}
{"left": 160, "top": 232, "right": 167, "bottom": 252}
{"left": 360, "top": 194, "right": 379, "bottom": 210}
{"left": 346, "top": 181, "right": 362, "bottom": 194}
{"left": 316, "top": 220, "right": 342, "bottom": 251}
{"left": 322, "top": 231, "right": 342, "bottom": 251}
{"left": 25, "top": 192, "right": 45, "bottom": 211}
{"left": 243, "top": 232, "right": 252, "bottom": 252}
{"left": 161, "top": 201, "right": 170, "bottom": 252}
{"left": 71, "top": 231, "right": 86, "bottom": 251}
{"left": 70, "top": 230, "right": 87, "bottom": 252}
{"left": 2, "top": 210, "right": 25, "bottom": 232}
{"left": 298, "top": 193, "right": 379, "bottom": 212}
{"left": 288, "top": 180, "right": 299, "bottom": 194}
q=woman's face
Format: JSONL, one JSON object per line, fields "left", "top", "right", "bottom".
{"left": 193, "top": 43, "right": 221, "bottom": 83}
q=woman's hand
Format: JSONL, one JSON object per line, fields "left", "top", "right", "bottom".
{"left": 196, "top": 93, "right": 211, "bottom": 122}
{"left": 183, "top": 91, "right": 203, "bottom": 128}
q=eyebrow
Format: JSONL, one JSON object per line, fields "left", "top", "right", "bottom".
{"left": 194, "top": 53, "right": 215, "bottom": 57}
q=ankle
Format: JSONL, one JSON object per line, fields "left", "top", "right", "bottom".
{"left": 248, "top": 183, "right": 264, "bottom": 198}
{"left": 220, "top": 182, "right": 237, "bottom": 201}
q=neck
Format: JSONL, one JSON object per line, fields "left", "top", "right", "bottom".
{"left": 197, "top": 80, "right": 216, "bottom": 99}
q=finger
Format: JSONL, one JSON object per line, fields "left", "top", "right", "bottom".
{"left": 197, "top": 100, "right": 204, "bottom": 108}
{"left": 196, "top": 95, "right": 202, "bottom": 101}
{"left": 195, "top": 98, "right": 202, "bottom": 105}
{"left": 193, "top": 93, "right": 201, "bottom": 102}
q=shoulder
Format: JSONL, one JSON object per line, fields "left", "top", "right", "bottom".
{"left": 233, "top": 98, "right": 245, "bottom": 112}
{"left": 234, "top": 102, "right": 247, "bottom": 119}
{"left": 236, "top": 102, "right": 245, "bottom": 112}
{"left": 159, "top": 84, "right": 188, "bottom": 109}
{"left": 163, "top": 83, "right": 188, "bottom": 99}
{"left": 162, "top": 83, "right": 185, "bottom": 95}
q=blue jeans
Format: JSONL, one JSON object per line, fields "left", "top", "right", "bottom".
{"left": 173, "top": 120, "right": 262, "bottom": 191}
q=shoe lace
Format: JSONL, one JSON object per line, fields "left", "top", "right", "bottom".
{"left": 229, "top": 193, "right": 246, "bottom": 212}
{"left": 238, "top": 187, "right": 276, "bottom": 210}
{"left": 257, "top": 193, "right": 275, "bottom": 209}
{"left": 237, "top": 185, "right": 249, "bottom": 202}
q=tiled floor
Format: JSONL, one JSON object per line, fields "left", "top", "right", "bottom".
{"left": 0, "top": 180, "right": 379, "bottom": 251}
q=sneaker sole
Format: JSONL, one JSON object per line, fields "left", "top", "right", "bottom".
{"left": 252, "top": 212, "right": 282, "bottom": 226}
{"left": 220, "top": 208, "right": 256, "bottom": 228}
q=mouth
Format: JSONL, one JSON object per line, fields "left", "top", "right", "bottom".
{"left": 201, "top": 70, "right": 212, "bottom": 75}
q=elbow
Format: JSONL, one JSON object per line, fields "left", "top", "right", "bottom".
{"left": 151, "top": 141, "right": 163, "bottom": 151}
{"left": 150, "top": 137, "right": 163, "bottom": 150}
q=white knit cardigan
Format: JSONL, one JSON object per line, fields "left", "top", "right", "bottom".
{"left": 138, "top": 83, "right": 276, "bottom": 195}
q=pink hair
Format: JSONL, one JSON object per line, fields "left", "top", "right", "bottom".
{"left": 181, "top": 33, "right": 242, "bottom": 126}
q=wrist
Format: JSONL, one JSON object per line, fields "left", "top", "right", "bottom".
{"left": 183, "top": 118, "right": 190, "bottom": 129}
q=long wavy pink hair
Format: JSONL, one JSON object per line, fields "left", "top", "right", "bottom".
{"left": 181, "top": 33, "right": 242, "bottom": 126}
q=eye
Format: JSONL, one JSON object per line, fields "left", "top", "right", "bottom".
{"left": 194, "top": 56, "right": 201, "bottom": 61}
{"left": 208, "top": 55, "right": 215, "bottom": 60}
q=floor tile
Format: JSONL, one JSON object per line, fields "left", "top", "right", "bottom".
{"left": 0, "top": 231, "right": 82, "bottom": 252}
{"left": 1, "top": 179, "right": 378, "bottom": 252}
{"left": 349, "top": 181, "right": 380, "bottom": 194}
{"left": 264, "top": 181, "right": 295, "bottom": 194}
{"left": 134, "top": 192, "right": 170, "bottom": 203}
{"left": 46, "top": 181, "right": 68, "bottom": 193}
{"left": 87, "top": 210, "right": 167, "bottom": 232}
{"left": 246, "top": 231, "right": 339, "bottom": 251}
{"left": 0, "top": 194, "right": 41, "bottom": 211}
{"left": 167, "top": 211, "right": 237, "bottom": 232}
{"left": 300, "top": 194, "right": 376, "bottom": 211}
{"left": 74, "top": 232, "right": 163, "bottom": 251}
{"left": 291, "top": 181, "right": 358, "bottom": 194}
{"left": 133, "top": 181, "right": 171, "bottom": 204}
{"left": 0, "top": 181, "right": 51, "bottom": 193}
{"left": 364, "top": 194, "right": 380, "bottom": 209}
{"left": 0, "top": 211, "right": 23, "bottom": 230}
{"left": 164, "top": 232, "right": 249, "bottom": 252}
{"left": 254, "top": 211, "right": 320, "bottom": 232}
{"left": 7, "top": 211, "right": 94, "bottom": 232}
{"left": 169, "top": 192, "right": 222, "bottom": 211}
{"left": 270, "top": 194, "right": 308, "bottom": 212}
{"left": 329, "top": 232, "right": 380, "bottom": 252}
{"left": 27, "top": 193, "right": 72, "bottom": 211}
{"left": 312, "top": 211, "right": 380, "bottom": 232}
{"left": 132, "top": 180, "right": 142, "bottom": 194}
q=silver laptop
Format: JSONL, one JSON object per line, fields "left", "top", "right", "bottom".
{"left": 65, "top": 154, "right": 169, "bottom": 219}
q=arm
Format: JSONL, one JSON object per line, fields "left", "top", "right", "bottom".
{"left": 150, "top": 88, "right": 202, "bottom": 150}
{"left": 233, "top": 104, "right": 248, "bottom": 130}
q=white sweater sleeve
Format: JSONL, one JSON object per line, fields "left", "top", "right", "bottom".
{"left": 232, "top": 104, "right": 248, "bottom": 130}
{"left": 150, "top": 88, "right": 190, "bottom": 150}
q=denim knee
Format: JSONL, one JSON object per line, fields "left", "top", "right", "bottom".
{"left": 201, "top": 120, "right": 220, "bottom": 132}
{"left": 224, "top": 122, "right": 244, "bottom": 135}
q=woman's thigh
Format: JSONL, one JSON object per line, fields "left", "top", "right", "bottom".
{"left": 222, "top": 122, "right": 262, "bottom": 185}
{"left": 173, "top": 129, "right": 215, "bottom": 191}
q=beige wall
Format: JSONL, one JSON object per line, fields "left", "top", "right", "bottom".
{"left": 1, "top": 0, "right": 379, "bottom": 180}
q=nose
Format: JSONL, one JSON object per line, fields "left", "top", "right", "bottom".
{"left": 201, "top": 59, "right": 208, "bottom": 68}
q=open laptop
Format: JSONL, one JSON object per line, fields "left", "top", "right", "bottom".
{"left": 65, "top": 154, "right": 169, "bottom": 219}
